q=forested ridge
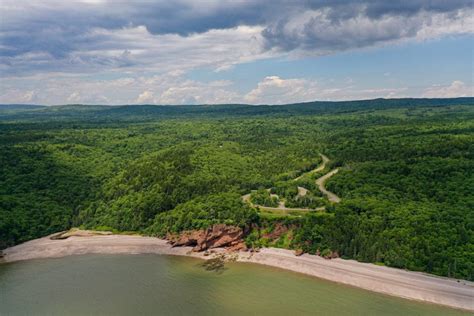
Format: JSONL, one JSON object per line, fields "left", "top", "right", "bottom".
{"left": 1, "top": 98, "right": 473, "bottom": 280}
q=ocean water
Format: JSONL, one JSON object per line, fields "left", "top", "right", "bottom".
{"left": 0, "top": 254, "right": 469, "bottom": 316}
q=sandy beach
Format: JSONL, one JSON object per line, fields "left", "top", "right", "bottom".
{"left": 2, "top": 233, "right": 473, "bottom": 312}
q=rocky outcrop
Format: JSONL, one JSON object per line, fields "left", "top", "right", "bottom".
{"left": 168, "top": 224, "right": 244, "bottom": 252}
{"left": 227, "top": 241, "right": 247, "bottom": 252}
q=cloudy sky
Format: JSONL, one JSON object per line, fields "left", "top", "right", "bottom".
{"left": 0, "top": 0, "right": 473, "bottom": 105}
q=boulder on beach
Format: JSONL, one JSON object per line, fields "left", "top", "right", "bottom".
{"left": 294, "top": 249, "right": 304, "bottom": 256}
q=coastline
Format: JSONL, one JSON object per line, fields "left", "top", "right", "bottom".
{"left": 2, "top": 233, "right": 473, "bottom": 312}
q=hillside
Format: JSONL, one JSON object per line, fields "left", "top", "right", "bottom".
{"left": 1, "top": 98, "right": 473, "bottom": 280}
{"left": 1, "top": 98, "right": 473, "bottom": 122}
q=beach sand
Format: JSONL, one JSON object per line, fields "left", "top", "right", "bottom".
{"left": 2, "top": 233, "right": 473, "bottom": 311}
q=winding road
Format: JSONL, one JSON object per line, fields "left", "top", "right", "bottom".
{"left": 316, "top": 168, "right": 341, "bottom": 203}
{"left": 294, "top": 153, "right": 329, "bottom": 180}
{"left": 242, "top": 154, "right": 341, "bottom": 213}
{"left": 241, "top": 193, "right": 325, "bottom": 213}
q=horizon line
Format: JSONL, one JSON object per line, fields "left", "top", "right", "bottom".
{"left": 2, "top": 96, "right": 473, "bottom": 108}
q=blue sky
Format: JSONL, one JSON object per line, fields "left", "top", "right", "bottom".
{"left": 189, "top": 36, "right": 474, "bottom": 92}
{"left": 0, "top": 1, "right": 472, "bottom": 105}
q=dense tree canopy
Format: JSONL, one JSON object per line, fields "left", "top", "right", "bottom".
{"left": 1, "top": 99, "right": 473, "bottom": 280}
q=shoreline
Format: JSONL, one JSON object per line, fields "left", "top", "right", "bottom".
{"left": 2, "top": 233, "right": 473, "bottom": 312}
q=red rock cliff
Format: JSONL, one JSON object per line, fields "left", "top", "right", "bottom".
{"left": 167, "top": 224, "right": 246, "bottom": 252}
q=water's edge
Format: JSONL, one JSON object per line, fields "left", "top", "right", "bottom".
{"left": 2, "top": 234, "right": 473, "bottom": 312}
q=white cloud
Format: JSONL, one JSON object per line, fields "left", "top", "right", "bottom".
{"left": 0, "top": 73, "right": 469, "bottom": 106}
{"left": 67, "top": 91, "right": 81, "bottom": 103}
{"left": 150, "top": 78, "right": 239, "bottom": 105}
{"left": 243, "top": 76, "right": 409, "bottom": 104}
{"left": 416, "top": 9, "right": 474, "bottom": 41}
{"left": 1, "top": 25, "right": 269, "bottom": 76}
{"left": 0, "top": 71, "right": 242, "bottom": 105}
{"left": 0, "top": 89, "right": 37, "bottom": 103}
{"left": 245, "top": 76, "right": 318, "bottom": 104}
{"left": 263, "top": 7, "right": 473, "bottom": 55}
{"left": 1, "top": 1, "right": 472, "bottom": 106}
{"left": 135, "top": 90, "right": 155, "bottom": 104}
{"left": 2, "top": 2, "right": 472, "bottom": 78}
{"left": 22, "top": 91, "right": 36, "bottom": 102}
{"left": 423, "top": 81, "right": 474, "bottom": 98}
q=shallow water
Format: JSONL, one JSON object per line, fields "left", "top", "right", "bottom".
{"left": 0, "top": 254, "right": 469, "bottom": 316}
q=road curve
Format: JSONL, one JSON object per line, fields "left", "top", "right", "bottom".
{"left": 242, "top": 192, "right": 322, "bottom": 214}
{"left": 294, "top": 153, "right": 329, "bottom": 181}
{"left": 316, "top": 168, "right": 341, "bottom": 203}
{"left": 242, "top": 154, "right": 341, "bottom": 212}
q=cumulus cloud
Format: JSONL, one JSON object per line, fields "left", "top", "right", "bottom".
{"left": 0, "top": 1, "right": 472, "bottom": 104}
{"left": 245, "top": 76, "right": 318, "bottom": 104}
{"left": 423, "top": 81, "right": 474, "bottom": 98}
{"left": 0, "top": 1, "right": 472, "bottom": 76}
{"left": 262, "top": 6, "right": 473, "bottom": 54}
{"left": 135, "top": 90, "right": 155, "bottom": 104}
{"left": 243, "top": 76, "right": 410, "bottom": 104}
{"left": 0, "top": 72, "right": 242, "bottom": 105}
{"left": 156, "top": 81, "right": 239, "bottom": 105}
{"left": 0, "top": 88, "right": 38, "bottom": 103}
{"left": 67, "top": 91, "right": 82, "bottom": 103}
{"left": 0, "top": 73, "right": 412, "bottom": 105}
{"left": 0, "top": 24, "right": 268, "bottom": 76}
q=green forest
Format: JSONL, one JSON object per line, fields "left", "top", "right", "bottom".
{"left": 1, "top": 98, "right": 473, "bottom": 280}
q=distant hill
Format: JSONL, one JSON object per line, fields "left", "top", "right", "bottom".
{"left": 0, "top": 104, "right": 45, "bottom": 111}
{"left": 0, "top": 98, "right": 472, "bottom": 122}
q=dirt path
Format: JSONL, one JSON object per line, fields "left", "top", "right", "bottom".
{"left": 294, "top": 153, "right": 329, "bottom": 181}
{"left": 316, "top": 168, "right": 341, "bottom": 203}
{"left": 241, "top": 193, "right": 315, "bottom": 213}
{"left": 242, "top": 153, "right": 341, "bottom": 212}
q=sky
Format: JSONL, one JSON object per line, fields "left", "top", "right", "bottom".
{"left": 0, "top": 0, "right": 473, "bottom": 105}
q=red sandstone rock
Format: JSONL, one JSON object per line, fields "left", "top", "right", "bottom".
{"left": 168, "top": 224, "right": 244, "bottom": 252}
{"left": 227, "top": 241, "right": 247, "bottom": 252}
{"left": 170, "top": 230, "right": 204, "bottom": 247}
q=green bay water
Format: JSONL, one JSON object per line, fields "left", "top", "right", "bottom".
{"left": 0, "top": 254, "right": 468, "bottom": 316}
